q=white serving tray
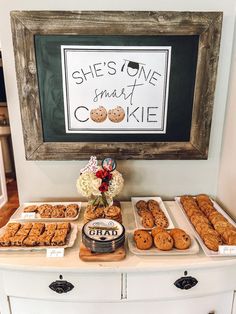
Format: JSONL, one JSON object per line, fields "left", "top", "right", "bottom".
{"left": 175, "top": 196, "right": 236, "bottom": 257}
{"left": 127, "top": 232, "right": 199, "bottom": 256}
{"left": 0, "top": 222, "right": 78, "bottom": 251}
{"left": 131, "top": 197, "right": 175, "bottom": 230}
{"left": 10, "top": 202, "right": 81, "bottom": 222}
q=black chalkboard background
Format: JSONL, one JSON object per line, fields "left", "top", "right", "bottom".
{"left": 35, "top": 35, "right": 199, "bottom": 142}
{"left": 0, "top": 52, "right": 6, "bottom": 103}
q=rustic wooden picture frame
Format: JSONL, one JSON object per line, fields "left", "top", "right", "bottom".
{"left": 10, "top": 11, "right": 222, "bottom": 160}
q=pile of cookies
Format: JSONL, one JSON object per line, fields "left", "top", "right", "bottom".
{"left": 84, "top": 205, "right": 122, "bottom": 224}
{"left": 133, "top": 227, "right": 191, "bottom": 251}
{"left": 135, "top": 199, "right": 169, "bottom": 228}
{"left": 90, "top": 105, "right": 125, "bottom": 123}
{"left": 0, "top": 222, "right": 71, "bottom": 247}
{"left": 180, "top": 194, "right": 236, "bottom": 251}
{"left": 23, "top": 203, "right": 79, "bottom": 219}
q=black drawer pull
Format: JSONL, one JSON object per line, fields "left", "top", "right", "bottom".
{"left": 174, "top": 276, "right": 198, "bottom": 290}
{"left": 49, "top": 280, "right": 74, "bottom": 294}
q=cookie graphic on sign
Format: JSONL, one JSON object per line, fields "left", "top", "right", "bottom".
{"left": 90, "top": 106, "right": 107, "bottom": 123}
{"left": 108, "top": 106, "right": 125, "bottom": 123}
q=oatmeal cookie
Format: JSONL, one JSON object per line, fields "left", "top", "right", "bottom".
{"left": 84, "top": 205, "right": 104, "bottom": 222}
{"left": 65, "top": 204, "right": 78, "bottom": 218}
{"left": 51, "top": 208, "right": 65, "bottom": 218}
{"left": 23, "top": 205, "right": 38, "bottom": 213}
{"left": 222, "top": 229, "right": 236, "bottom": 244}
{"left": 171, "top": 230, "right": 191, "bottom": 250}
{"left": 202, "top": 234, "right": 222, "bottom": 251}
{"left": 38, "top": 204, "right": 53, "bottom": 218}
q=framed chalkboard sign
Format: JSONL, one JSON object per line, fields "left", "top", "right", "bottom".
{"left": 10, "top": 11, "right": 222, "bottom": 160}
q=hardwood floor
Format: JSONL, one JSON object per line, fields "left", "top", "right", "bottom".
{"left": 0, "top": 179, "right": 19, "bottom": 228}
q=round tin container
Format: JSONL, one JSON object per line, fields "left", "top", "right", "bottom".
{"left": 82, "top": 218, "right": 125, "bottom": 253}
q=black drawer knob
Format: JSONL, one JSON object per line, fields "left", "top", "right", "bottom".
{"left": 174, "top": 276, "right": 198, "bottom": 290}
{"left": 49, "top": 280, "right": 74, "bottom": 294}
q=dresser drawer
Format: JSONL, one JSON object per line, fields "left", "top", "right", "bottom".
{"left": 127, "top": 266, "right": 236, "bottom": 301}
{"left": 2, "top": 270, "right": 122, "bottom": 301}
{"left": 9, "top": 292, "right": 234, "bottom": 314}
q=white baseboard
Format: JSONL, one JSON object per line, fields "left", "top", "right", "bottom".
{"left": 0, "top": 194, "right": 7, "bottom": 208}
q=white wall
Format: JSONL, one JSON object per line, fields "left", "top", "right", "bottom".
{"left": 217, "top": 18, "right": 236, "bottom": 218}
{"left": 0, "top": 0, "right": 235, "bottom": 203}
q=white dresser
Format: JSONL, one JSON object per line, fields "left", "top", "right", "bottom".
{"left": 0, "top": 201, "right": 236, "bottom": 314}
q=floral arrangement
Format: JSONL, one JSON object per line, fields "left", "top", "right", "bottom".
{"left": 76, "top": 156, "right": 124, "bottom": 206}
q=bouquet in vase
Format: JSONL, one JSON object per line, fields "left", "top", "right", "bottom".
{"left": 76, "top": 156, "right": 124, "bottom": 207}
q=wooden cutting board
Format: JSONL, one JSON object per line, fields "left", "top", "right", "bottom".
{"left": 79, "top": 243, "right": 126, "bottom": 262}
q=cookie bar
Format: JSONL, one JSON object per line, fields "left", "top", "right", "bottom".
{"left": 23, "top": 236, "right": 39, "bottom": 247}
{"left": 0, "top": 233, "right": 12, "bottom": 246}
{"left": 51, "top": 229, "right": 68, "bottom": 246}
{"left": 6, "top": 223, "right": 21, "bottom": 233}
{"left": 10, "top": 235, "right": 27, "bottom": 246}
{"left": 45, "top": 223, "right": 57, "bottom": 235}
{"left": 0, "top": 222, "right": 73, "bottom": 248}
{"left": 29, "top": 223, "right": 45, "bottom": 236}
{"left": 38, "top": 233, "right": 54, "bottom": 246}
{"left": 57, "top": 222, "right": 71, "bottom": 232}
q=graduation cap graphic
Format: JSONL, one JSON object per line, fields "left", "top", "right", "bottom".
{"left": 121, "top": 59, "right": 145, "bottom": 74}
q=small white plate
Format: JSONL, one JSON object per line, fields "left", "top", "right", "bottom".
{"left": 127, "top": 232, "right": 199, "bottom": 256}
{"left": 10, "top": 202, "right": 81, "bottom": 222}
{"left": 175, "top": 196, "right": 236, "bottom": 257}
{"left": 131, "top": 197, "right": 175, "bottom": 230}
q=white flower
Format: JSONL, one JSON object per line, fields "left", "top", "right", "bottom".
{"left": 105, "top": 170, "right": 124, "bottom": 198}
{"left": 76, "top": 166, "right": 124, "bottom": 199}
{"left": 76, "top": 171, "right": 102, "bottom": 197}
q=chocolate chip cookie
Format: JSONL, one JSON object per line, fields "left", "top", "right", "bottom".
{"left": 134, "top": 229, "right": 153, "bottom": 250}
{"left": 90, "top": 106, "right": 107, "bottom": 123}
{"left": 108, "top": 106, "right": 125, "bottom": 123}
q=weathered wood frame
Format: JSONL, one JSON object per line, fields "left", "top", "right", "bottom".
{"left": 10, "top": 11, "right": 222, "bottom": 160}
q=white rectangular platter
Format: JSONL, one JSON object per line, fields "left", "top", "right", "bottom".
{"left": 127, "top": 232, "right": 199, "bottom": 256}
{"left": 175, "top": 196, "right": 236, "bottom": 257}
{"left": 0, "top": 222, "right": 78, "bottom": 251}
{"left": 10, "top": 202, "right": 81, "bottom": 222}
{"left": 131, "top": 197, "right": 175, "bottom": 230}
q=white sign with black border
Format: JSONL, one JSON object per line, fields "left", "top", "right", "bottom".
{"left": 61, "top": 45, "right": 171, "bottom": 134}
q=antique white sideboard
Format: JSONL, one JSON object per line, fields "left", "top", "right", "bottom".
{"left": 0, "top": 201, "right": 236, "bottom": 314}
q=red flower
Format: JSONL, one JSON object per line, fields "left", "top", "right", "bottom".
{"left": 106, "top": 171, "right": 112, "bottom": 181}
{"left": 99, "top": 182, "right": 109, "bottom": 192}
{"left": 96, "top": 169, "right": 112, "bottom": 181}
{"left": 96, "top": 169, "right": 104, "bottom": 179}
